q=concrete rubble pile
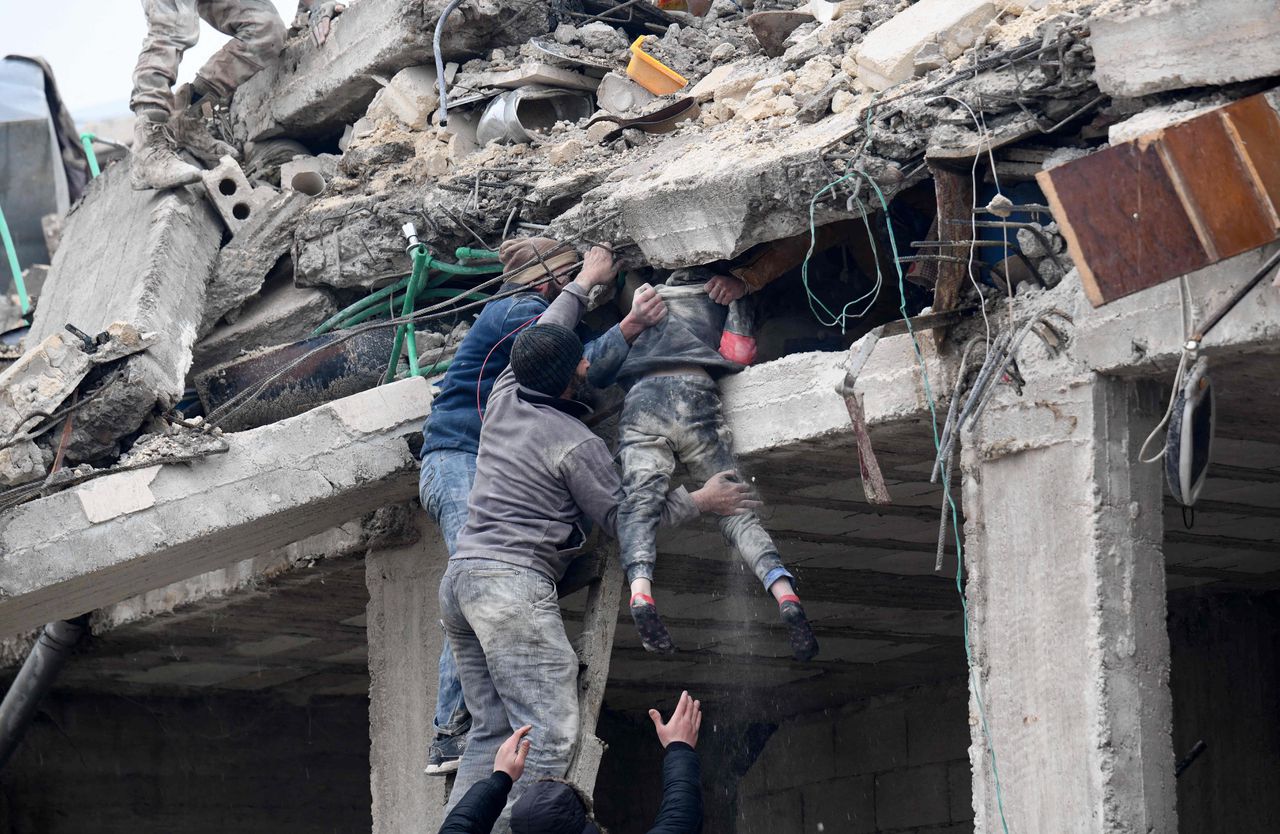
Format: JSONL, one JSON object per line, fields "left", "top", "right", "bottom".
{"left": 2, "top": 0, "right": 1278, "bottom": 513}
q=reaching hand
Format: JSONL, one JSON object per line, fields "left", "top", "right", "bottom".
{"left": 575, "top": 245, "right": 619, "bottom": 289}
{"left": 620, "top": 283, "right": 668, "bottom": 343}
{"left": 494, "top": 725, "right": 533, "bottom": 781}
{"left": 649, "top": 691, "right": 702, "bottom": 749}
{"left": 704, "top": 275, "right": 748, "bottom": 305}
{"left": 691, "top": 470, "right": 761, "bottom": 516}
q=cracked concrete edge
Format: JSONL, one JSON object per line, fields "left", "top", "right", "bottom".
{"left": 0, "top": 377, "right": 431, "bottom": 636}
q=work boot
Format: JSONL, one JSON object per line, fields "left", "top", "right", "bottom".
{"left": 778, "top": 597, "right": 819, "bottom": 662}
{"left": 630, "top": 593, "right": 676, "bottom": 654}
{"left": 130, "top": 116, "right": 202, "bottom": 191}
{"left": 171, "top": 84, "right": 240, "bottom": 167}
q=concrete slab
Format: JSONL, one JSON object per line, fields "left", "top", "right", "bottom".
{"left": 26, "top": 159, "right": 221, "bottom": 455}
{"left": 192, "top": 277, "right": 337, "bottom": 374}
{"left": 1091, "top": 0, "right": 1280, "bottom": 98}
{"left": 0, "top": 376, "right": 430, "bottom": 637}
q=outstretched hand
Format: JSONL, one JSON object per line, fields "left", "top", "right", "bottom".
{"left": 691, "top": 470, "right": 761, "bottom": 516}
{"left": 494, "top": 725, "right": 533, "bottom": 781}
{"left": 704, "top": 274, "right": 748, "bottom": 305}
{"left": 649, "top": 691, "right": 702, "bottom": 749}
{"left": 575, "top": 245, "right": 619, "bottom": 289}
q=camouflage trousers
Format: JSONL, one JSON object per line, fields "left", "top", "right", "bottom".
{"left": 130, "top": 0, "right": 286, "bottom": 118}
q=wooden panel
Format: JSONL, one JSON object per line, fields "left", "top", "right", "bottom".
{"left": 1038, "top": 141, "right": 1210, "bottom": 306}
{"left": 1223, "top": 94, "right": 1280, "bottom": 223}
{"left": 927, "top": 162, "right": 974, "bottom": 347}
{"left": 1161, "top": 111, "right": 1275, "bottom": 260}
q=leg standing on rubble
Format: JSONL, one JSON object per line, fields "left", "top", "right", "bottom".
{"left": 129, "top": 0, "right": 285, "bottom": 190}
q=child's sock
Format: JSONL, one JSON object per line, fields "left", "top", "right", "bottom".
{"left": 630, "top": 593, "right": 676, "bottom": 654}
{"left": 777, "top": 594, "right": 819, "bottom": 662}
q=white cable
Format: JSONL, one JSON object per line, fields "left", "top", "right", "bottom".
{"left": 1138, "top": 276, "right": 1195, "bottom": 463}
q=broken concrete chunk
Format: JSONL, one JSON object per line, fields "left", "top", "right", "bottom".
{"left": 855, "top": 0, "right": 996, "bottom": 91}
{"left": 280, "top": 155, "right": 332, "bottom": 196}
{"left": 200, "top": 156, "right": 280, "bottom": 237}
{"left": 737, "top": 95, "right": 798, "bottom": 122}
{"left": 596, "top": 72, "right": 657, "bottom": 115}
{"left": 790, "top": 57, "right": 836, "bottom": 98}
{"left": 230, "top": 0, "right": 552, "bottom": 142}
{"left": 26, "top": 159, "right": 220, "bottom": 460}
{"left": 914, "top": 42, "right": 947, "bottom": 75}
{"left": 0, "top": 330, "right": 92, "bottom": 440}
{"left": 199, "top": 191, "right": 309, "bottom": 337}
{"left": 1091, "top": 0, "right": 1280, "bottom": 98}
{"left": 193, "top": 278, "right": 337, "bottom": 375}
{"left": 0, "top": 440, "right": 43, "bottom": 487}
{"left": 366, "top": 64, "right": 455, "bottom": 130}
{"left": 576, "top": 21, "right": 628, "bottom": 53}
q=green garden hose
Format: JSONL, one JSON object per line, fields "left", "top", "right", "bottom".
{"left": 0, "top": 200, "right": 30, "bottom": 316}
{"left": 80, "top": 133, "right": 101, "bottom": 178}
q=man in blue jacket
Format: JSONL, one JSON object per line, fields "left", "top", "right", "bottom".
{"left": 438, "top": 690, "right": 704, "bottom": 834}
{"left": 420, "top": 237, "right": 667, "bottom": 774}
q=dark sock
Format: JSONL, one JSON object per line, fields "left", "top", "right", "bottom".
{"left": 778, "top": 595, "right": 819, "bottom": 662}
{"left": 190, "top": 76, "right": 212, "bottom": 105}
{"left": 630, "top": 593, "right": 676, "bottom": 654}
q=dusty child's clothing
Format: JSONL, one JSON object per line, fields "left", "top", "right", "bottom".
{"left": 131, "top": 0, "right": 285, "bottom": 117}
{"left": 616, "top": 374, "right": 792, "bottom": 591}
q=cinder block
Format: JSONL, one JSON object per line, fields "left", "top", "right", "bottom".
{"left": 834, "top": 703, "right": 908, "bottom": 776}
{"left": 875, "top": 764, "right": 950, "bottom": 830}
{"left": 200, "top": 156, "right": 279, "bottom": 236}
{"left": 738, "top": 790, "right": 803, "bottom": 834}
{"left": 801, "top": 775, "right": 875, "bottom": 834}
{"left": 763, "top": 718, "right": 837, "bottom": 792}
{"left": 906, "top": 693, "right": 971, "bottom": 765}
{"left": 948, "top": 760, "right": 974, "bottom": 822}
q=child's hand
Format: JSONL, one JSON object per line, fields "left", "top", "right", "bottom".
{"left": 649, "top": 691, "right": 702, "bottom": 749}
{"left": 691, "top": 470, "right": 761, "bottom": 516}
{"left": 494, "top": 725, "right": 532, "bottom": 781}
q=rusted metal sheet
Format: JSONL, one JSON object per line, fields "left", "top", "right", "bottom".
{"left": 1038, "top": 91, "right": 1280, "bottom": 306}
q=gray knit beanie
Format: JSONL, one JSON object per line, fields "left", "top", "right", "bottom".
{"left": 510, "top": 323, "right": 583, "bottom": 397}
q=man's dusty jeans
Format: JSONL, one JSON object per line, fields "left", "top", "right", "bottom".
{"left": 439, "top": 559, "right": 579, "bottom": 825}
{"left": 131, "top": 0, "right": 285, "bottom": 117}
{"left": 617, "top": 374, "right": 793, "bottom": 590}
{"left": 419, "top": 449, "right": 476, "bottom": 742}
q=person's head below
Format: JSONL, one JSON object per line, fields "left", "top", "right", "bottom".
{"left": 499, "top": 236, "right": 579, "bottom": 302}
{"left": 510, "top": 778, "right": 606, "bottom": 834}
{"left": 510, "top": 323, "right": 589, "bottom": 401}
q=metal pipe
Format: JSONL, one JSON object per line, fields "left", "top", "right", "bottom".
{"left": 434, "top": 0, "right": 466, "bottom": 126}
{"left": 0, "top": 617, "right": 87, "bottom": 770}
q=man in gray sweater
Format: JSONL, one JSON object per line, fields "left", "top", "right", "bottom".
{"left": 438, "top": 247, "right": 753, "bottom": 822}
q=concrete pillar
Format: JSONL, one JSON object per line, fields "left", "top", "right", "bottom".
{"left": 366, "top": 512, "right": 450, "bottom": 834}
{"left": 961, "top": 373, "right": 1176, "bottom": 833}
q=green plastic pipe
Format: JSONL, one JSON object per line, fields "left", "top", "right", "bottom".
{"left": 312, "top": 274, "right": 412, "bottom": 335}
{"left": 79, "top": 132, "right": 101, "bottom": 178}
{"left": 455, "top": 246, "right": 500, "bottom": 262}
{"left": 428, "top": 256, "right": 502, "bottom": 276}
{"left": 385, "top": 247, "right": 429, "bottom": 383}
{"left": 0, "top": 200, "right": 30, "bottom": 316}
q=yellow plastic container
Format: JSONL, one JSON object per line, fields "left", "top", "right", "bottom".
{"left": 626, "top": 36, "right": 688, "bottom": 96}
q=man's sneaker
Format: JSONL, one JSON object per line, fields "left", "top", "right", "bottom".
{"left": 779, "top": 598, "right": 819, "bottom": 662}
{"left": 424, "top": 732, "right": 466, "bottom": 775}
{"left": 171, "top": 84, "right": 239, "bottom": 167}
{"left": 130, "top": 117, "right": 202, "bottom": 191}
{"left": 630, "top": 594, "right": 676, "bottom": 654}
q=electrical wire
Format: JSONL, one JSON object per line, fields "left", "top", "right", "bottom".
{"left": 1137, "top": 275, "right": 1195, "bottom": 464}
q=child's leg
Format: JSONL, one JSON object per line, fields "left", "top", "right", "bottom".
{"left": 618, "top": 384, "right": 680, "bottom": 653}
{"left": 677, "top": 380, "right": 819, "bottom": 661}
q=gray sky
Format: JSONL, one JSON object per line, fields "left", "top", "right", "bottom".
{"left": 0, "top": 0, "right": 296, "bottom": 118}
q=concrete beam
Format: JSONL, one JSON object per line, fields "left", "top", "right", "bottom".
{"left": 1072, "top": 246, "right": 1280, "bottom": 376}
{"left": 0, "top": 377, "right": 429, "bottom": 637}
{"left": 961, "top": 347, "right": 1177, "bottom": 829}
{"left": 232, "top": 0, "right": 550, "bottom": 141}
{"left": 366, "top": 512, "right": 450, "bottom": 834}
{"left": 1091, "top": 0, "right": 1280, "bottom": 98}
